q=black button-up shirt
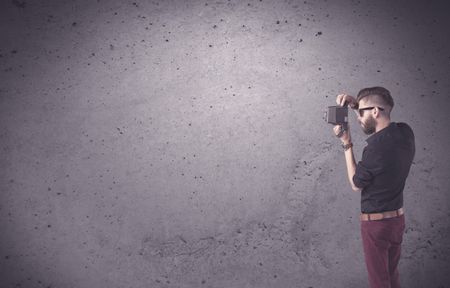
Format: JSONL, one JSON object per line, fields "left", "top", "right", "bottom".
{"left": 353, "top": 122, "right": 415, "bottom": 213}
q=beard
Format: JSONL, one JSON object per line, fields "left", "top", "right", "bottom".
{"left": 360, "top": 116, "right": 376, "bottom": 135}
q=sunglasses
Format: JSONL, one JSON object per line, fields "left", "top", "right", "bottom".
{"left": 355, "top": 106, "right": 385, "bottom": 117}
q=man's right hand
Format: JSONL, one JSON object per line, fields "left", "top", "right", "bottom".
{"left": 336, "top": 94, "right": 357, "bottom": 108}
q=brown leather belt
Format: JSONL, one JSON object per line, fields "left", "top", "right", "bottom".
{"left": 360, "top": 208, "right": 404, "bottom": 221}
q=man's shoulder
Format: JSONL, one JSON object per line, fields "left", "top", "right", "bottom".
{"left": 366, "top": 122, "right": 414, "bottom": 151}
{"left": 395, "top": 122, "right": 412, "bottom": 130}
{"left": 394, "top": 122, "right": 415, "bottom": 138}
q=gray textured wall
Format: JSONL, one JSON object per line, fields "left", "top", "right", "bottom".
{"left": 1, "top": 0, "right": 449, "bottom": 287}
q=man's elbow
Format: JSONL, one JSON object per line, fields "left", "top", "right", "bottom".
{"left": 351, "top": 176, "right": 362, "bottom": 192}
{"left": 351, "top": 180, "right": 362, "bottom": 192}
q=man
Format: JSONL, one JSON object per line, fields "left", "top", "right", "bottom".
{"left": 333, "top": 87, "right": 415, "bottom": 288}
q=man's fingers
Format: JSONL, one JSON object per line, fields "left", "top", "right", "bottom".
{"left": 337, "top": 93, "right": 357, "bottom": 107}
{"left": 337, "top": 94, "right": 347, "bottom": 106}
{"left": 333, "top": 125, "right": 341, "bottom": 134}
{"left": 336, "top": 94, "right": 342, "bottom": 105}
{"left": 334, "top": 125, "right": 344, "bottom": 138}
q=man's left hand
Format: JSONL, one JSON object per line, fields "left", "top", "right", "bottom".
{"left": 334, "top": 124, "right": 351, "bottom": 144}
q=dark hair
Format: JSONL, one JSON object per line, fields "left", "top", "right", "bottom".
{"left": 356, "top": 86, "right": 394, "bottom": 109}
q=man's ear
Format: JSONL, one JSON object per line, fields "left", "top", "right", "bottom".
{"left": 373, "top": 107, "right": 381, "bottom": 118}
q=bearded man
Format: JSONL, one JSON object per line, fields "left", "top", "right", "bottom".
{"left": 333, "top": 87, "right": 415, "bottom": 288}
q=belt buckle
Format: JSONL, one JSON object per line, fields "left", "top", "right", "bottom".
{"left": 370, "top": 213, "right": 383, "bottom": 221}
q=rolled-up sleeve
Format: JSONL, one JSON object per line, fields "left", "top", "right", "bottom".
{"left": 353, "top": 146, "right": 384, "bottom": 189}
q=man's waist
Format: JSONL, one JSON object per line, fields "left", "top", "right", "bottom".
{"left": 361, "top": 190, "right": 403, "bottom": 214}
{"left": 360, "top": 207, "right": 404, "bottom": 221}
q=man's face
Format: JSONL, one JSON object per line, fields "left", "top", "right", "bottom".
{"left": 357, "top": 100, "right": 377, "bottom": 135}
{"left": 359, "top": 114, "right": 376, "bottom": 135}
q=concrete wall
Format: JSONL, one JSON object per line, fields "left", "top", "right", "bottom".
{"left": 1, "top": 0, "right": 449, "bottom": 287}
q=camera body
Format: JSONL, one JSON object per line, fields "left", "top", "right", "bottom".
{"left": 324, "top": 105, "right": 348, "bottom": 128}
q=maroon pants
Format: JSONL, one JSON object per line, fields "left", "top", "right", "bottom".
{"left": 360, "top": 214, "right": 405, "bottom": 288}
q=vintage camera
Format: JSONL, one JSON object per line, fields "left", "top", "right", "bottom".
{"left": 324, "top": 105, "right": 349, "bottom": 129}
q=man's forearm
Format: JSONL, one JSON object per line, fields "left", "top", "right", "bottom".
{"left": 343, "top": 144, "right": 361, "bottom": 192}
